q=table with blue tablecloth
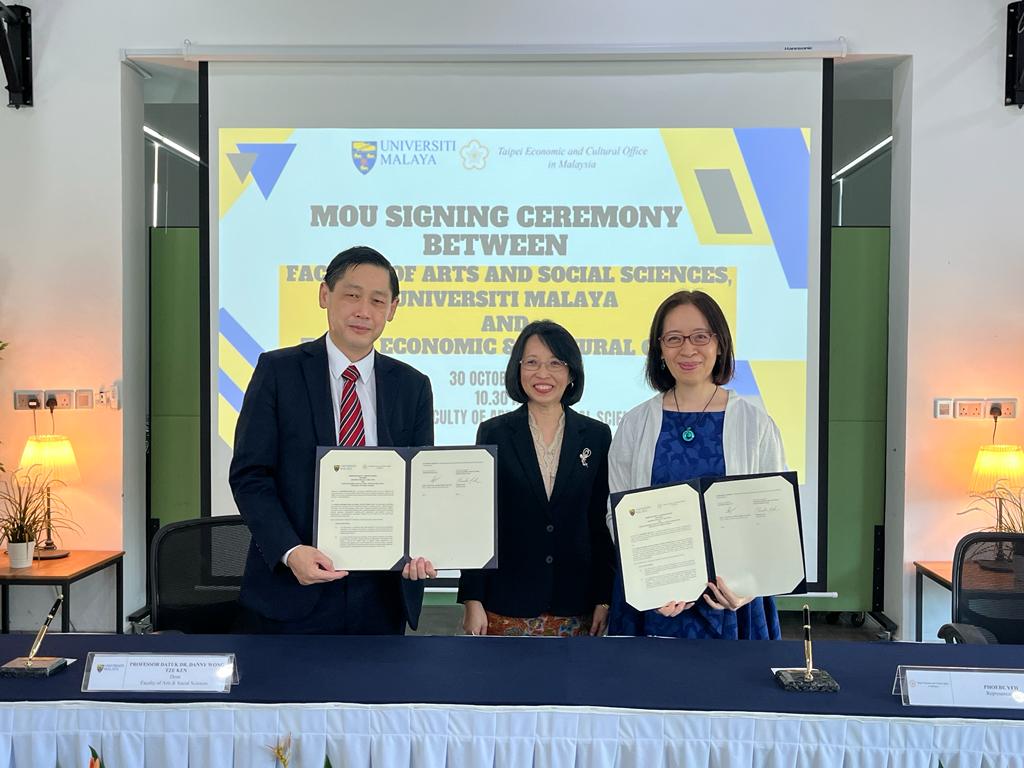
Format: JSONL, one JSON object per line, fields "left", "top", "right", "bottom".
{"left": 0, "top": 633, "right": 1022, "bottom": 767}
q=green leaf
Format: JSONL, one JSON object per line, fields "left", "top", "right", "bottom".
{"left": 0, "top": 467, "right": 82, "bottom": 544}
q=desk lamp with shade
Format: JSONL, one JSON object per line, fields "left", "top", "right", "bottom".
{"left": 18, "top": 399, "right": 80, "bottom": 560}
{"left": 969, "top": 444, "right": 1024, "bottom": 570}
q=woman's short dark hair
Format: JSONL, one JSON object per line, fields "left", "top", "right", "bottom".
{"left": 324, "top": 245, "right": 400, "bottom": 298}
{"left": 645, "top": 290, "right": 735, "bottom": 391}
{"left": 504, "top": 320, "right": 585, "bottom": 406}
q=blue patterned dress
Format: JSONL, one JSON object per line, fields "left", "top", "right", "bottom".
{"left": 608, "top": 409, "right": 781, "bottom": 639}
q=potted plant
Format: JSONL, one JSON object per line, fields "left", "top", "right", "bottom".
{"left": 963, "top": 480, "right": 1024, "bottom": 578}
{"left": 0, "top": 467, "right": 77, "bottom": 568}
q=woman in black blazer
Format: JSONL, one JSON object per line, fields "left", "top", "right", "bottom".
{"left": 458, "top": 320, "right": 613, "bottom": 636}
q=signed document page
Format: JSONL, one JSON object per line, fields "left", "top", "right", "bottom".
{"left": 703, "top": 474, "right": 804, "bottom": 597}
{"left": 614, "top": 484, "right": 707, "bottom": 611}
{"left": 408, "top": 448, "right": 496, "bottom": 569}
{"left": 316, "top": 449, "right": 407, "bottom": 571}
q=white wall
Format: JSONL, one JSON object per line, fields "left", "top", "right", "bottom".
{"left": 0, "top": 0, "right": 1020, "bottom": 636}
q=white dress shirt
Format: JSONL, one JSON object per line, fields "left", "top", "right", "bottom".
{"left": 326, "top": 335, "right": 379, "bottom": 447}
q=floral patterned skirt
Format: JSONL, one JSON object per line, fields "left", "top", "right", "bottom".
{"left": 485, "top": 610, "right": 592, "bottom": 637}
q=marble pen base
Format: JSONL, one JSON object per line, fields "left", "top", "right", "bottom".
{"left": 0, "top": 656, "right": 68, "bottom": 678}
{"left": 774, "top": 668, "right": 840, "bottom": 692}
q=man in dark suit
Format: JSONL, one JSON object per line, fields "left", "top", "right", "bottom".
{"left": 230, "top": 246, "right": 436, "bottom": 634}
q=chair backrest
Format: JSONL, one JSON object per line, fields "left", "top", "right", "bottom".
{"left": 951, "top": 531, "right": 1024, "bottom": 644}
{"left": 150, "top": 515, "right": 251, "bottom": 633}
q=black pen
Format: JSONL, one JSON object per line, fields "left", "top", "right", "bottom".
{"left": 27, "top": 594, "right": 63, "bottom": 663}
{"left": 802, "top": 604, "right": 813, "bottom": 681}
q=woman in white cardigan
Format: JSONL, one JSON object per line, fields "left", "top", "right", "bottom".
{"left": 606, "top": 290, "right": 786, "bottom": 639}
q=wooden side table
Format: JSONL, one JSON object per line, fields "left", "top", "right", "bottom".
{"left": 0, "top": 550, "right": 124, "bottom": 633}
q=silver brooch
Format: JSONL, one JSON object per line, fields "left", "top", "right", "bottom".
{"left": 579, "top": 448, "right": 592, "bottom": 467}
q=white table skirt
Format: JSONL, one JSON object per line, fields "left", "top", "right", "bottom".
{"left": 3, "top": 701, "right": 1024, "bottom": 768}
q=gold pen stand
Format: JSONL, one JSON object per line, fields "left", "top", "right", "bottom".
{"left": 0, "top": 656, "right": 68, "bottom": 678}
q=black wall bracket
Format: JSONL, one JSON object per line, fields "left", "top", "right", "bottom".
{"left": 1008, "top": 1, "right": 1024, "bottom": 108}
{"left": 0, "top": 3, "right": 31, "bottom": 109}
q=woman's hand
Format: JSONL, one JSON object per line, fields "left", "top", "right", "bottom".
{"left": 463, "top": 600, "right": 488, "bottom": 636}
{"left": 655, "top": 600, "right": 695, "bottom": 617}
{"left": 703, "top": 576, "right": 754, "bottom": 611}
{"left": 401, "top": 556, "right": 437, "bottom": 580}
{"left": 590, "top": 604, "right": 609, "bottom": 636}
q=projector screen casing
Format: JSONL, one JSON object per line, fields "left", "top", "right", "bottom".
{"left": 201, "top": 57, "right": 832, "bottom": 590}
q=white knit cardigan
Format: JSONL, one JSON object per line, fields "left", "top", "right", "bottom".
{"left": 606, "top": 390, "right": 786, "bottom": 535}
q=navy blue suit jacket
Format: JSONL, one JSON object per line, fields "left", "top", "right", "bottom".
{"left": 229, "top": 335, "right": 433, "bottom": 631}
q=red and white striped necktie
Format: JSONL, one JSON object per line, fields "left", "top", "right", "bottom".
{"left": 338, "top": 365, "right": 366, "bottom": 446}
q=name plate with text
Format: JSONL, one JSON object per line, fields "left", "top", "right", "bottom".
{"left": 896, "top": 665, "right": 1024, "bottom": 710}
{"left": 82, "top": 653, "right": 238, "bottom": 693}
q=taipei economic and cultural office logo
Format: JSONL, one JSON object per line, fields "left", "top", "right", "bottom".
{"left": 460, "top": 139, "right": 488, "bottom": 170}
{"left": 352, "top": 141, "right": 377, "bottom": 175}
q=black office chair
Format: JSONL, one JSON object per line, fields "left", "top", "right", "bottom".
{"left": 938, "top": 531, "right": 1024, "bottom": 644}
{"left": 149, "top": 515, "right": 251, "bottom": 633}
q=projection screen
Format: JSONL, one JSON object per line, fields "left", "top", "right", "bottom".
{"left": 204, "top": 57, "right": 830, "bottom": 588}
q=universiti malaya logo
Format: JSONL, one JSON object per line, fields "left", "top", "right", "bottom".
{"left": 352, "top": 141, "right": 377, "bottom": 175}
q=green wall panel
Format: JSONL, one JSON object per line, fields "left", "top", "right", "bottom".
{"left": 779, "top": 226, "right": 890, "bottom": 614}
{"left": 150, "top": 415, "right": 201, "bottom": 524}
{"left": 827, "top": 228, "right": 890, "bottom": 423}
{"left": 150, "top": 228, "right": 201, "bottom": 527}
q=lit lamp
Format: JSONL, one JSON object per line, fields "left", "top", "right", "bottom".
{"left": 18, "top": 434, "right": 80, "bottom": 560}
{"left": 969, "top": 444, "right": 1024, "bottom": 569}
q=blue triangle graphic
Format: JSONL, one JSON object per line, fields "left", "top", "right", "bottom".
{"left": 236, "top": 143, "right": 297, "bottom": 198}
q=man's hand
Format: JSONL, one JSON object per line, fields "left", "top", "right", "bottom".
{"left": 402, "top": 556, "right": 437, "bottom": 580}
{"left": 285, "top": 545, "right": 348, "bottom": 586}
{"left": 463, "top": 600, "right": 488, "bottom": 635}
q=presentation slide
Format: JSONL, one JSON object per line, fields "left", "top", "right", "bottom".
{"left": 215, "top": 125, "right": 818, "bottom": 576}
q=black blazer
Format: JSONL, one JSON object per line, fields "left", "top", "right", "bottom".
{"left": 458, "top": 405, "right": 613, "bottom": 617}
{"left": 229, "top": 335, "right": 433, "bottom": 631}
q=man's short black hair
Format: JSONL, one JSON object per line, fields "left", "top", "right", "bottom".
{"left": 323, "top": 246, "right": 400, "bottom": 298}
{"left": 504, "top": 320, "right": 585, "bottom": 406}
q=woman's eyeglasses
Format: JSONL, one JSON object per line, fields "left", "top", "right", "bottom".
{"left": 520, "top": 358, "right": 569, "bottom": 373}
{"left": 659, "top": 331, "right": 716, "bottom": 348}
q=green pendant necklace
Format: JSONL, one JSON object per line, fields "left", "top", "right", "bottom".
{"left": 672, "top": 385, "right": 719, "bottom": 443}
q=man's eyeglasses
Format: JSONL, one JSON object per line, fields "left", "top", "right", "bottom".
{"left": 520, "top": 358, "right": 569, "bottom": 373}
{"left": 659, "top": 331, "right": 716, "bottom": 348}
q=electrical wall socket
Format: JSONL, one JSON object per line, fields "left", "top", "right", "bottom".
{"left": 44, "top": 389, "right": 74, "bottom": 409}
{"left": 943, "top": 396, "right": 1020, "bottom": 419}
{"left": 984, "top": 398, "right": 1017, "bottom": 419}
{"left": 15, "top": 387, "right": 111, "bottom": 410}
{"left": 13, "top": 390, "right": 44, "bottom": 410}
{"left": 955, "top": 399, "right": 984, "bottom": 418}
{"left": 98, "top": 384, "right": 120, "bottom": 410}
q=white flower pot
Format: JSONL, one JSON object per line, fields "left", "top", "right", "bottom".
{"left": 7, "top": 541, "right": 35, "bottom": 568}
